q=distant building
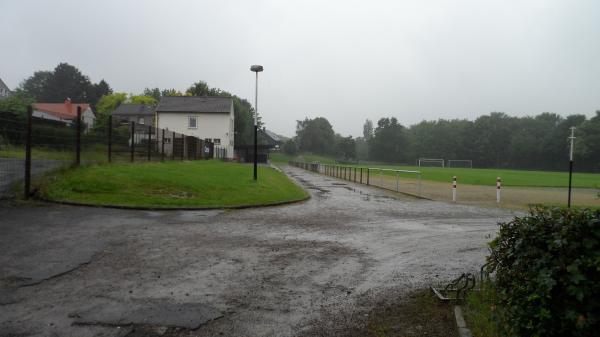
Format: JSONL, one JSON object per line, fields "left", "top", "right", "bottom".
{"left": 0, "top": 78, "right": 11, "bottom": 99}
{"left": 111, "top": 104, "right": 155, "bottom": 125}
{"left": 156, "top": 96, "right": 234, "bottom": 158}
{"left": 262, "top": 129, "right": 283, "bottom": 149}
{"left": 32, "top": 99, "right": 95, "bottom": 129}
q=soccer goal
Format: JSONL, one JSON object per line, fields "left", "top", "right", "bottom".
{"left": 418, "top": 158, "right": 445, "bottom": 168}
{"left": 447, "top": 159, "right": 473, "bottom": 168}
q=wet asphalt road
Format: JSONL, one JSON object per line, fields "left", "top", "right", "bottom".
{"left": 0, "top": 166, "right": 517, "bottom": 337}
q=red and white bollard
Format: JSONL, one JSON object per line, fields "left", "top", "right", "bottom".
{"left": 452, "top": 176, "right": 457, "bottom": 202}
{"left": 496, "top": 177, "right": 501, "bottom": 203}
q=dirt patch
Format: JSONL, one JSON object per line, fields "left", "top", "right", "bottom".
{"left": 355, "top": 289, "right": 456, "bottom": 337}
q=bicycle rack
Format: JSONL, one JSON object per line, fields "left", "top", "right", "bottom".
{"left": 431, "top": 273, "right": 476, "bottom": 302}
{"left": 431, "top": 262, "right": 492, "bottom": 302}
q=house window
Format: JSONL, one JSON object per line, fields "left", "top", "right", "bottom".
{"left": 188, "top": 116, "right": 197, "bottom": 129}
{"left": 204, "top": 138, "right": 212, "bottom": 143}
{"left": 213, "top": 138, "right": 221, "bottom": 145}
{"left": 138, "top": 117, "right": 145, "bottom": 125}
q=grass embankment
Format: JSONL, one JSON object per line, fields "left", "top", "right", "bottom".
{"left": 276, "top": 153, "right": 600, "bottom": 188}
{"left": 463, "top": 282, "right": 504, "bottom": 337}
{"left": 39, "top": 160, "right": 307, "bottom": 208}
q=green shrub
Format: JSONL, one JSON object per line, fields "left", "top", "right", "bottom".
{"left": 487, "top": 207, "right": 600, "bottom": 337}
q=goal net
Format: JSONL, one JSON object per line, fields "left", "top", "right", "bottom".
{"left": 418, "top": 158, "right": 444, "bottom": 168}
{"left": 447, "top": 159, "right": 473, "bottom": 168}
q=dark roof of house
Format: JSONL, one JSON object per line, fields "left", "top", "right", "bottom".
{"left": 112, "top": 104, "right": 155, "bottom": 116}
{"left": 156, "top": 96, "right": 233, "bottom": 113}
{"left": 263, "top": 129, "right": 282, "bottom": 143}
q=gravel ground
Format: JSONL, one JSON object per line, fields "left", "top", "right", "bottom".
{"left": 0, "top": 166, "right": 517, "bottom": 337}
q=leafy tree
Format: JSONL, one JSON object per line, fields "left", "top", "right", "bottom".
{"left": 17, "top": 70, "right": 52, "bottom": 100}
{"left": 161, "top": 88, "right": 186, "bottom": 97}
{"left": 143, "top": 87, "right": 162, "bottom": 101}
{"left": 282, "top": 139, "right": 298, "bottom": 156}
{"left": 363, "top": 119, "right": 374, "bottom": 140}
{"left": 186, "top": 81, "right": 222, "bottom": 96}
{"left": 577, "top": 111, "right": 600, "bottom": 171}
{"left": 92, "top": 93, "right": 128, "bottom": 132}
{"left": 355, "top": 137, "right": 369, "bottom": 161}
{"left": 368, "top": 117, "right": 408, "bottom": 163}
{"left": 42, "top": 63, "right": 94, "bottom": 102}
{"left": 295, "top": 117, "right": 335, "bottom": 154}
{"left": 0, "top": 93, "right": 33, "bottom": 120}
{"left": 129, "top": 95, "right": 157, "bottom": 105}
{"left": 93, "top": 80, "right": 112, "bottom": 101}
{"left": 18, "top": 63, "right": 110, "bottom": 107}
{"left": 465, "top": 112, "right": 516, "bottom": 168}
{"left": 335, "top": 135, "right": 356, "bottom": 160}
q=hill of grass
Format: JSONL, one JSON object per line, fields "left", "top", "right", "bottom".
{"left": 39, "top": 160, "right": 308, "bottom": 208}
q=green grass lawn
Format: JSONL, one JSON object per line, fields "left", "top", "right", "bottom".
{"left": 39, "top": 160, "right": 308, "bottom": 208}
{"left": 364, "top": 164, "right": 600, "bottom": 188}
{"left": 278, "top": 153, "right": 600, "bottom": 188}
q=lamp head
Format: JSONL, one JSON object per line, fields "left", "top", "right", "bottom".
{"left": 250, "top": 65, "right": 263, "bottom": 72}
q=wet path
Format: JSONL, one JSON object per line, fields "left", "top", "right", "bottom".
{"left": 0, "top": 166, "right": 517, "bottom": 337}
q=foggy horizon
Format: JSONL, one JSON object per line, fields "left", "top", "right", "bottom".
{"left": 2, "top": 0, "right": 599, "bottom": 138}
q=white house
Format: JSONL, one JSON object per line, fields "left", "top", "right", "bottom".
{"left": 156, "top": 96, "right": 234, "bottom": 158}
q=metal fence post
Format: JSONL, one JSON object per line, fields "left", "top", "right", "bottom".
{"left": 24, "top": 105, "right": 32, "bottom": 199}
{"left": 367, "top": 168, "right": 370, "bottom": 185}
{"left": 194, "top": 138, "right": 198, "bottom": 160}
{"left": 161, "top": 129, "right": 165, "bottom": 161}
{"left": 360, "top": 168, "right": 363, "bottom": 184}
{"left": 181, "top": 134, "right": 184, "bottom": 160}
{"left": 147, "top": 125, "right": 152, "bottom": 161}
{"left": 107, "top": 115, "right": 112, "bottom": 163}
{"left": 130, "top": 121, "right": 135, "bottom": 162}
{"left": 171, "top": 132, "right": 175, "bottom": 160}
{"left": 75, "top": 106, "right": 82, "bottom": 166}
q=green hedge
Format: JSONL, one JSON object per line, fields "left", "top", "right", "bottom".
{"left": 487, "top": 207, "right": 599, "bottom": 337}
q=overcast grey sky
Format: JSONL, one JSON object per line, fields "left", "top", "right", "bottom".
{"left": 1, "top": 0, "right": 599, "bottom": 137}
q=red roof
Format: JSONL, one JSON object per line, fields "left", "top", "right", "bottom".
{"left": 32, "top": 102, "right": 91, "bottom": 120}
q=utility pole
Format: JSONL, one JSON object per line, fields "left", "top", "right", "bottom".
{"left": 567, "top": 127, "right": 576, "bottom": 208}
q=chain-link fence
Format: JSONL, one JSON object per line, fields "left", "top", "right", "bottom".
{"left": 0, "top": 106, "right": 223, "bottom": 199}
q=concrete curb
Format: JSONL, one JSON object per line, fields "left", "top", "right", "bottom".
{"left": 33, "top": 195, "right": 310, "bottom": 211}
{"left": 454, "top": 305, "right": 474, "bottom": 337}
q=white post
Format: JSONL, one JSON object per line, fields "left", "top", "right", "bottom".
{"left": 380, "top": 169, "right": 383, "bottom": 187}
{"left": 496, "top": 177, "right": 501, "bottom": 203}
{"left": 396, "top": 171, "right": 399, "bottom": 191}
{"left": 452, "top": 176, "right": 457, "bottom": 202}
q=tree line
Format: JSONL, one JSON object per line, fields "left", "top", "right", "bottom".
{"left": 284, "top": 112, "right": 600, "bottom": 172}
{"left": 0, "top": 63, "right": 258, "bottom": 146}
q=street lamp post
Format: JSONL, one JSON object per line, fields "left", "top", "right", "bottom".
{"left": 250, "top": 65, "right": 263, "bottom": 181}
{"left": 567, "top": 126, "right": 576, "bottom": 208}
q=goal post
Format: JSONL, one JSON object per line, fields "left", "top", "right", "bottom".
{"left": 447, "top": 159, "right": 473, "bottom": 168}
{"left": 418, "top": 158, "right": 444, "bottom": 168}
